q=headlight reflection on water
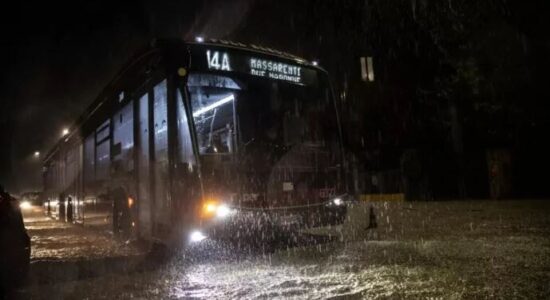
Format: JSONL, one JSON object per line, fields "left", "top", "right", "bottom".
{"left": 168, "top": 260, "right": 399, "bottom": 299}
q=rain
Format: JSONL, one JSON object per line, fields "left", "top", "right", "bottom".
{"left": 1, "top": 1, "right": 550, "bottom": 299}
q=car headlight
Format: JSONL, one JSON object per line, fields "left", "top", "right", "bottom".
{"left": 19, "top": 200, "right": 32, "bottom": 210}
{"left": 326, "top": 196, "right": 346, "bottom": 207}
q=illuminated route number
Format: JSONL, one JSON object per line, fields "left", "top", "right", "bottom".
{"left": 206, "top": 50, "right": 231, "bottom": 71}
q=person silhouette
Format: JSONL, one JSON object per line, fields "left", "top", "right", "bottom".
{"left": 66, "top": 196, "right": 73, "bottom": 223}
{"left": 207, "top": 134, "right": 229, "bottom": 153}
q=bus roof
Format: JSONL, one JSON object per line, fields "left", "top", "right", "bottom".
{"left": 189, "top": 39, "right": 311, "bottom": 63}
{"left": 42, "top": 39, "right": 321, "bottom": 163}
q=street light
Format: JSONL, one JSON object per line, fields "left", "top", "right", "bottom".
{"left": 62, "top": 128, "right": 69, "bottom": 136}
{"left": 34, "top": 151, "right": 40, "bottom": 158}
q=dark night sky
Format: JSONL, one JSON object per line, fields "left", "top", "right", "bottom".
{"left": 0, "top": 0, "right": 254, "bottom": 192}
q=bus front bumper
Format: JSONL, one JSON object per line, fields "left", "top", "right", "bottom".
{"left": 188, "top": 201, "right": 347, "bottom": 244}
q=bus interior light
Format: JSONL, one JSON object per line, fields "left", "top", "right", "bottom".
{"left": 192, "top": 94, "right": 235, "bottom": 117}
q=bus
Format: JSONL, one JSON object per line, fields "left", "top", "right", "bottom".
{"left": 42, "top": 39, "right": 348, "bottom": 245}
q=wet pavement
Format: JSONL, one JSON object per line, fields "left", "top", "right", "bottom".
{"left": 15, "top": 200, "right": 550, "bottom": 299}
{"left": 22, "top": 208, "right": 146, "bottom": 261}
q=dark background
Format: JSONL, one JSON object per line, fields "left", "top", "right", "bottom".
{"left": 1, "top": 0, "right": 549, "bottom": 199}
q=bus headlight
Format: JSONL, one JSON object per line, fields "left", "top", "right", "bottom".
{"left": 204, "top": 202, "right": 217, "bottom": 214}
{"left": 201, "top": 201, "right": 235, "bottom": 219}
{"left": 189, "top": 230, "right": 206, "bottom": 243}
{"left": 216, "top": 204, "right": 232, "bottom": 218}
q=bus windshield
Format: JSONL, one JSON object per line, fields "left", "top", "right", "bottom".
{"left": 187, "top": 73, "right": 340, "bottom": 155}
{"left": 182, "top": 71, "right": 343, "bottom": 205}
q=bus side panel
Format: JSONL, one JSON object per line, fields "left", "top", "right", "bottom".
{"left": 152, "top": 79, "right": 171, "bottom": 238}
{"left": 138, "top": 93, "right": 153, "bottom": 238}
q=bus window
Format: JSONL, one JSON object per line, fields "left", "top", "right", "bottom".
{"left": 154, "top": 80, "right": 168, "bottom": 159}
{"left": 83, "top": 133, "right": 95, "bottom": 184}
{"left": 65, "top": 146, "right": 78, "bottom": 187}
{"left": 176, "top": 90, "right": 195, "bottom": 169}
{"left": 153, "top": 79, "right": 170, "bottom": 229}
{"left": 95, "top": 120, "right": 110, "bottom": 180}
{"left": 112, "top": 100, "right": 134, "bottom": 171}
{"left": 96, "top": 120, "right": 110, "bottom": 142}
{"left": 95, "top": 141, "right": 110, "bottom": 180}
{"left": 137, "top": 93, "right": 152, "bottom": 237}
{"left": 188, "top": 74, "right": 241, "bottom": 155}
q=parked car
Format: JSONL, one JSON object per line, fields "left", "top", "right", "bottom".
{"left": 0, "top": 186, "right": 31, "bottom": 294}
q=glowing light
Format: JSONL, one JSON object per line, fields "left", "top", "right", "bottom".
{"left": 192, "top": 94, "right": 234, "bottom": 117}
{"left": 360, "top": 56, "right": 375, "bottom": 82}
{"left": 190, "top": 230, "right": 206, "bottom": 243}
{"left": 128, "top": 197, "right": 134, "bottom": 208}
{"left": 204, "top": 202, "right": 217, "bottom": 213}
{"left": 216, "top": 204, "right": 232, "bottom": 218}
{"left": 333, "top": 198, "right": 343, "bottom": 206}
{"left": 19, "top": 201, "right": 32, "bottom": 210}
{"left": 62, "top": 128, "right": 69, "bottom": 136}
{"left": 367, "top": 57, "right": 375, "bottom": 81}
{"left": 195, "top": 36, "right": 204, "bottom": 43}
{"left": 177, "top": 67, "right": 187, "bottom": 77}
{"left": 34, "top": 151, "right": 40, "bottom": 158}
{"left": 201, "top": 200, "right": 235, "bottom": 219}
{"left": 202, "top": 201, "right": 219, "bottom": 218}
{"left": 312, "top": 60, "right": 319, "bottom": 66}
{"left": 249, "top": 58, "right": 302, "bottom": 83}
{"left": 207, "top": 50, "right": 231, "bottom": 71}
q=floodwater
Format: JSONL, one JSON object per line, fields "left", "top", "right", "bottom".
{"left": 24, "top": 212, "right": 145, "bottom": 260}
{"left": 17, "top": 200, "right": 550, "bottom": 299}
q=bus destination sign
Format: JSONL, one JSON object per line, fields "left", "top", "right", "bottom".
{"left": 203, "top": 49, "right": 311, "bottom": 85}
{"left": 249, "top": 58, "right": 302, "bottom": 83}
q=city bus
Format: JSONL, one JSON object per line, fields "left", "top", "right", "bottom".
{"left": 42, "top": 39, "right": 348, "bottom": 245}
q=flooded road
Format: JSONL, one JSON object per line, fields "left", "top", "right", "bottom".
{"left": 19, "top": 200, "right": 550, "bottom": 299}
{"left": 23, "top": 211, "right": 145, "bottom": 261}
